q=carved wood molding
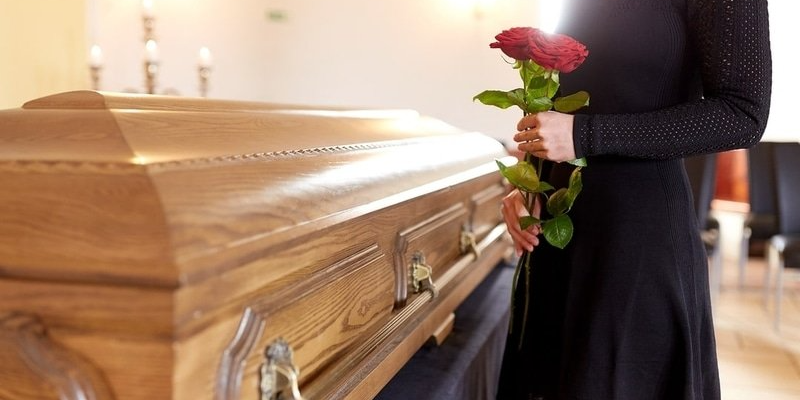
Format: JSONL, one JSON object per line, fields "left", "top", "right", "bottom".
{"left": 322, "top": 223, "right": 508, "bottom": 399}
{"left": 393, "top": 203, "right": 468, "bottom": 307}
{"left": 215, "top": 308, "right": 265, "bottom": 400}
{"left": 0, "top": 138, "right": 442, "bottom": 175}
{"left": 214, "top": 244, "right": 384, "bottom": 400}
{"left": 0, "top": 312, "right": 114, "bottom": 400}
{"left": 0, "top": 160, "right": 144, "bottom": 175}
{"left": 146, "top": 141, "right": 410, "bottom": 172}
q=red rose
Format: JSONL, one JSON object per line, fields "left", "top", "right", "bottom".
{"left": 490, "top": 27, "right": 588, "bottom": 74}
{"left": 528, "top": 30, "right": 588, "bottom": 73}
{"left": 489, "top": 27, "right": 537, "bottom": 61}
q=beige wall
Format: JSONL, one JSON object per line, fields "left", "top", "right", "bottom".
{"left": 1, "top": 0, "right": 794, "bottom": 142}
{"left": 87, "top": 0, "right": 545, "bottom": 142}
{"left": 0, "top": 0, "right": 87, "bottom": 110}
{"left": 0, "top": 0, "right": 545, "bottom": 142}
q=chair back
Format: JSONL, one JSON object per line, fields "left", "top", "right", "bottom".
{"left": 747, "top": 141, "right": 778, "bottom": 215}
{"left": 772, "top": 142, "right": 800, "bottom": 235}
{"left": 684, "top": 153, "right": 718, "bottom": 229}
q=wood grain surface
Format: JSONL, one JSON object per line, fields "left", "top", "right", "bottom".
{"left": 0, "top": 90, "right": 510, "bottom": 400}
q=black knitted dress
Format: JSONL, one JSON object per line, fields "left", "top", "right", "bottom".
{"left": 496, "top": 0, "right": 771, "bottom": 399}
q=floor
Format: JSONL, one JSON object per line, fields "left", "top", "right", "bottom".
{"left": 711, "top": 207, "right": 800, "bottom": 399}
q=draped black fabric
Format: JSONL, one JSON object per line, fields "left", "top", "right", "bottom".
{"left": 376, "top": 262, "right": 514, "bottom": 400}
{"left": 497, "top": 0, "right": 771, "bottom": 399}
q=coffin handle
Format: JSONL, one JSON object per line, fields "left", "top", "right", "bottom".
{"left": 259, "top": 338, "right": 305, "bottom": 400}
{"left": 460, "top": 225, "right": 481, "bottom": 259}
{"left": 410, "top": 251, "right": 438, "bottom": 301}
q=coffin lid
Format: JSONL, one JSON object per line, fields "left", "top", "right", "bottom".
{"left": 0, "top": 91, "right": 507, "bottom": 287}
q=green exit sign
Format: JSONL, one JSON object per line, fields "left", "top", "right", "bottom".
{"left": 266, "top": 9, "right": 287, "bottom": 22}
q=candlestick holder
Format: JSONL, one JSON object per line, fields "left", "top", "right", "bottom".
{"left": 143, "top": 16, "right": 155, "bottom": 42}
{"left": 89, "top": 0, "right": 211, "bottom": 97}
{"left": 90, "top": 65, "right": 102, "bottom": 91}
{"left": 198, "top": 65, "right": 211, "bottom": 98}
{"left": 144, "top": 60, "right": 159, "bottom": 95}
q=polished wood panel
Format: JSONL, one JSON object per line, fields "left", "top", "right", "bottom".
{"left": 0, "top": 90, "right": 510, "bottom": 399}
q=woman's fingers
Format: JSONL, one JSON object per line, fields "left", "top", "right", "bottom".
{"left": 512, "top": 112, "right": 576, "bottom": 162}
{"left": 516, "top": 113, "right": 539, "bottom": 132}
{"left": 501, "top": 190, "right": 540, "bottom": 254}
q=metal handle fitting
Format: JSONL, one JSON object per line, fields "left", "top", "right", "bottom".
{"left": 460, "top": 225, "right": 481, "bottom": 259}
{"left": 260, "top": 338, "right": 304, "bottom": 400}
{"left": 410, "top": 251, "right": 438, "bottom": 301}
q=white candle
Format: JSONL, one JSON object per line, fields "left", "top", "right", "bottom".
{"left": 198, "top": 47, "right": 213, "bottom": 68}
{"left": 142, "top": 0, "right": 154, "bottom": 18}
{"left": 145, "top": 39, "right": 159, "bottom": 63}
{"left": 89, "top": 45, "right": 103, "bottom": 68}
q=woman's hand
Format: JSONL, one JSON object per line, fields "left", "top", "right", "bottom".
{"left": 514, "top": 111, "right": 576, "bottom": 162}
{"left": 501, "top": 189, "right": 542, "bottom": 256}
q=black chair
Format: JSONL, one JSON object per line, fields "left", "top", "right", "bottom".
{"left": 740, "top": 142, "right": 779, "bottom": 288}
{"left": 684, "top": 153, "right": 722, "bottom": 303}
{"left": 767, "top": 141, "right": 800, "bottom": 331}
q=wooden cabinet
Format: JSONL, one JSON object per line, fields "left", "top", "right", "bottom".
{"left": 714, "top": 149, "right": 748, "bottom": 204}
{"left": 0, "top": 91, "right": 511, "bottom": 400}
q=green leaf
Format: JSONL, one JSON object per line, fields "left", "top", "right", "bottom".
{"left": 519, "top": 216, "right": 541, "bottom": 230}
{"left": 496, "top": 159, "right": 540, "bottom": 193}
{"left": 568, "top": 157, "right": 588, "bottom": 167}
{"left": 547, "top": 168, "right": 583, "bottom": 216}
{"left": 534, "top": 63, "right": 545, "bottom": 75}
{"left": 542, "top": 214, "right": 574, "bottom": 249}
{"left": 524, "top": 60, "right": 545, "bottom": 76}
{"left": 525, "top": 96, "right": 553, "bottom": 113}
{"left": 568, "top": 167, "right": 583, "bottom": 196}
{"left": 553, "top": 90, "right": 590, "bottom": 113}
{"left": 536, "top": 181, "right": 555, "bottom": 192}
{"left": 473, "top": 90, "right": 523, "bottom": 111}
{"left": 564, "top": 167, "right": 583, "bottom": 208}
{"left": 519, "top": 61, "right": 546, "bottom": 95}
{"left": 519, "top": 62, "right": 533, "bottom": 88}
{"left": 546, "top": 188, "right": 571, "bottom": 216}
{"left": 546, "top": 75, "right": 560, "bottom": 98}
{"left": 507, "top": 88, "right": 528, "bottom": 109}
{"left": 527, "top": 76, "right": 548, "bottom": 98}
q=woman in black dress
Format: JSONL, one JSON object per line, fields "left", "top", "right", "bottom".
{"left": 497, "top": 0, "right": 771, "bottom": 399}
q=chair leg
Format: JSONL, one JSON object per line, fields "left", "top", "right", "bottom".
{"left": 739, "top": 228, "right": 751, "bottom": 289}
{"left": 764, "top": 243, "right": 775, "bottom": 310}
{"left": 774, "top": 252, "right": 785, "bottom": 332}
{"left": 710, "top": 246, "right": 723, "bottom": 304}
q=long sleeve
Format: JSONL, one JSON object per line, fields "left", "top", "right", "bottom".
{"left": 572, "top": 0, "right": 772, "bottom": 160}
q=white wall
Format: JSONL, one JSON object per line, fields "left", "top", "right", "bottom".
{"left": 90, "top": 0, "right": 545, "bottom": 144}
{"left": 762, "top": 1, "right": 799, "bottom": 142}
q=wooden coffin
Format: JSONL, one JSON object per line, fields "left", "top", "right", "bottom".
{"left": 0, "top": 91, "right": 512, "bottom": 400}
